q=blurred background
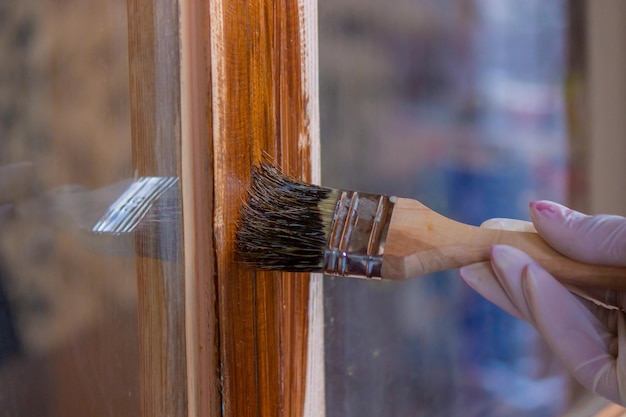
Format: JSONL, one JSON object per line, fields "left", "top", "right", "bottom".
{"left": 0, "top": 0, "right": 138, "bottom": 415}
{"left": 320, "top": 0, "right": 624, "bottom": 416}
{"left": 0, "top": 0, "right": 625, "bottom": 416}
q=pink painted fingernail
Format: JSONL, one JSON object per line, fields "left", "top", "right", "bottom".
{"left": 530, "top": 200, "right": 563, "bottom": 219}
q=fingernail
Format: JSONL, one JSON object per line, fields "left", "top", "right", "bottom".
{"left": 523, "top": 263, "right": 540, "bottom": 288}
{"left": 480, "top": 219, "right": 505, "bottom": 230}
{"left": 490, "top": 244, "right": 518, "bottom": 271}
{"left": 521, "top": 263, "right": 553, "bottom": 303}
{"left": 530, "top": 200, "right": 560, "bottom": 219}
{"left": 460, "top": 263, "right": 486, "bottom": 282}
{"left": 459, "top": 263, "right": 492, "bottom": 289}
{"left": 530, "top": 201, "right": 575, "bottom": 224}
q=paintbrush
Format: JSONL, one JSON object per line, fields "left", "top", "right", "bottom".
{"left": 235, "top": 163, "right": 626, "bottom": 289}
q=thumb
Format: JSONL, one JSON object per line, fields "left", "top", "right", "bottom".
{"left": 530, "top": 201, "right": 626, "bottom": 266}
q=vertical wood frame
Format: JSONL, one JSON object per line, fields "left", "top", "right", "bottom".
{"left": 180, "top": 0, "right": 222, "bottom": 416}
{"left": 586, "top": 1, "right": 626, "bottom": 215}
{"left": 206, "top": 1, "right": 324, "bottom": 417}
{"left": 128, "top": 0, "right": 323, "bottom": 416}
{"left": 127, "top": 1, "right": 188, "bottom": 417}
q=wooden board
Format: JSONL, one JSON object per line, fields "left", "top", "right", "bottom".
{"left": 207, "top": 0, "right": 323, "bottom": 416}
{"left": 180, "top": 0, "right": 221, "bottom": 416}
{"left": 128, "top": 0, "right": 323, "bottom": 416}
{"left": 127, "top": 0, "right": 188, "bottom": 416}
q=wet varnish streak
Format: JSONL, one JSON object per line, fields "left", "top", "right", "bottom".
{"left": 209, "top": 1, "right": 319, "bottom": 417}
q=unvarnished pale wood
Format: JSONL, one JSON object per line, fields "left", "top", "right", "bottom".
{"left": 300, "top": 2, "right": 325, "bottom": 415}
{"left": 126, "top": 1, "right": 188, "bottom": 416}
{"left": 382, "top": 198, "right": 626, "bottom": 288}
{"left": 209, "top": 0, "right": 323, "bottom": 416}
{"left": 179, "top": 0, "right": 221, "bottom": 416}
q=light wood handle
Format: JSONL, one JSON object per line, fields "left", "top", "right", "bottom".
{"left": 382, "top": 198, "right": 626, "bottom": 289}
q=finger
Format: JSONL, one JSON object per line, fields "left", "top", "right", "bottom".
{"left": 480, "top": 218, "right": 536, "bottom": 232}
{"left": 530, "top": 200, "right": 626, "bottom": 266}
{"left": 522, "top": 263, "right": 623, "bottom": 404}
{"left": 459, "top": 262, "right": 526, "bottom": 321}
{"left": 489, "top": 245, "right": 539, "bottom": 322}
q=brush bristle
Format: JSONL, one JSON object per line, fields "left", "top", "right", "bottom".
{"left": 235, "top": 163, "right": 337, "bottom": 272}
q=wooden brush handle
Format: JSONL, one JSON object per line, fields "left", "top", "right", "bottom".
{"left": 382, "top": 198, "right": 626, "bottom": 289}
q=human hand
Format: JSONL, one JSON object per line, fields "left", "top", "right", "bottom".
{"left": 459, "top": 200, "right": 626, "bottom": 405}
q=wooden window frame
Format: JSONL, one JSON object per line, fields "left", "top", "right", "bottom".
{"left": 126, "top": 1, "right": 626, "bottom": 416}
{"left": 126, "top": 0, "right": 324, "bottom": 416}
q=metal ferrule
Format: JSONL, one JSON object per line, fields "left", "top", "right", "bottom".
{"left": 323, "top": 190, "right": 395, "bottom": 279}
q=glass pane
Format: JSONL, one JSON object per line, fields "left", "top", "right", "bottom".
{"left": 321, "top": 1, "right": 573, "bottom": 416}
{"left": 0, "top": 0, "right": 139, "bottom": 415}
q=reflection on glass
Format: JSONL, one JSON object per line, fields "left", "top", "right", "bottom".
{"left": 321, "top": 1, "right": 571, "bottom": 416}
{"left": 0, "top": 0, "right": 138, "bottom": 415}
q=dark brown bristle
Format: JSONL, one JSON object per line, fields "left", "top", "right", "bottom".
{"left": 235, "top": 163, "right": 337, "bottom": 272}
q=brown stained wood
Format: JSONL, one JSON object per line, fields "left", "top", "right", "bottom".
{"left": 126, "top": 1, "right": 188, "bottom": 417}
{"left": 127, "top": 0, "right": 321, "bottom": 415}
{"left": 209, "top": 1, "right": 316, "bottom": 416}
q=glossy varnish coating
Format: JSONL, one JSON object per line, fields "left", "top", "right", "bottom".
{"left": 209, "top": 1, "right": 318, "bottom": 417}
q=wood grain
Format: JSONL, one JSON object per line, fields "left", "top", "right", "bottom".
{"left": 126, "top": 1, "right": 188, "bottom": 416}
{"left": 300, "top": 1, "right": 325, "bottom": 415}
{"left": 128, "top": 0, "right": 323, "bottom": 415}
{"left": 209, "top": 0, "right": 321, "bottom": 416}
{"left": 180, "top": 0, "right": 221, "bottom": 415}
{"left": 383, "top": 198, "right": 626, "bottom": 288}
